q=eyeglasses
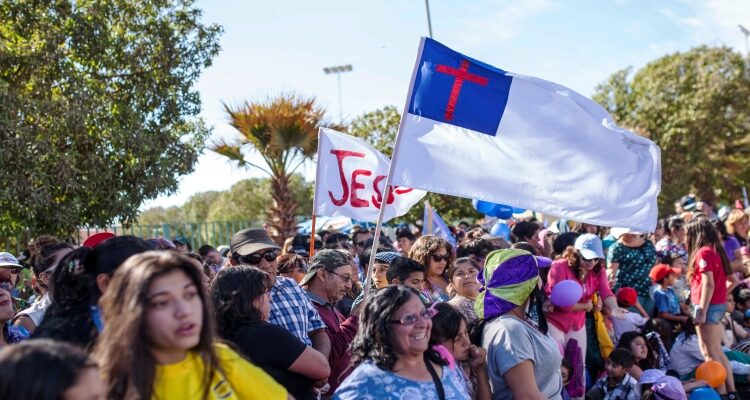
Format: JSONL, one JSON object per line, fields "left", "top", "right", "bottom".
{"left": 353, "top": 240, "right": 367, "bottom": 248}
{"left": 431, "top": 254, "right": 450, "bottom": 263}
{"left": 327, "top": 270, "right": 352, "bottom": 284}
{"left": 238, "top": 250, "right": 279, "bottom": 265}
{"left": 581, "top": 257, "right": 601, "bottom": 264}
{"left": 390, "top": 307, "right": 438, "bottom": 326}
{"left": 1, "top": 267, "right": 20, "bottom": 275}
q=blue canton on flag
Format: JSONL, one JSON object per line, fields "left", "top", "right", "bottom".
{"left": 408, "top": 38, "right": 513, "bottom": 136}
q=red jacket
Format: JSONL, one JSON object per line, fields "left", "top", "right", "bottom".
{"left": 306, "top": 291, "right": 358, "bottom": 394}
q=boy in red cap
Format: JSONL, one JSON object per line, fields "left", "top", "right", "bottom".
{"left": 611, "top": 287, "right": 650, "bottom": 342}
{"left": 650, "top": 263, "right": 687, "bottom": 349}
{"left": 651, "top": 264, "right": 687, "bottom": 324}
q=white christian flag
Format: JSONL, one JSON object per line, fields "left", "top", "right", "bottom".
{"left": 388, "top": 38, "right": 661, "bottom": 232}
{"left": 314, "top": 128, "right": 426, "bottom": 222}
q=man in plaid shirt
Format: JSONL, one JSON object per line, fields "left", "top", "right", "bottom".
{"left": 229, "top": 229, "right": 331, "bottom": 354}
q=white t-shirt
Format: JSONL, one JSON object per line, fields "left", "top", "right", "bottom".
{"left": 612, "top": 310, "right": 650, "bottom": 343}
{"left": 482, "top": 315, "right": 563, "bottom": 400}
{"left": 14, "top": 292, "right": 51, "bottom": 327}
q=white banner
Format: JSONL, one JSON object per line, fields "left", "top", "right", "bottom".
{"left": 314, "top": 128, "right": 426, "bottom": 222}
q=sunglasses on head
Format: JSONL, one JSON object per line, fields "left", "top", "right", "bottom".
{"left": 238, "top": 250, "right": 279, "bottom": 265}
{"left": 431, "top": 254, "right": 450, "bottom": 262}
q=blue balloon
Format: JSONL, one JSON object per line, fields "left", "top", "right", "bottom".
{"left": 512, "top": 207, "right": 526, "bottom": 214}
{"left": 490, "top": 222, "right": 511, "bottom": 240}
{"left": 690, "top": 387, "right": 721, "bottom": 400}
{"left": 473, "top": 199, "right": 519, "bottom": 218}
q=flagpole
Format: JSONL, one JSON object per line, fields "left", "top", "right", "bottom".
{"left": 309, "top": 215, "right": 317, "bottom": 256}
{"left": 310, "top": 128, "right": 326, "bottom": 258}
{"left": 361, "top": 38, "right": 428, "bottom": 301}
{"left": 426, "top": 201, "right": 434, "bottom": 234}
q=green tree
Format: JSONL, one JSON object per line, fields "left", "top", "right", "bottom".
{"left": 593, "top": 46, "right": 750, "bottom": 213}
{"left": 206, "top": 175, "right": 313, "bottom": 223}
{"left": 0, "top": 0, "right": 222, "bottom": 237}
{"left": 348, "top": 106, "right": 482, "bottom": 224}
{"left": 211, "top": 94, "right": 335, "bottom": 242}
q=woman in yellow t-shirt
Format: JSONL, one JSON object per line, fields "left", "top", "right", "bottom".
{"left": 93, "top": 251, "right": 289, "bottom": 399}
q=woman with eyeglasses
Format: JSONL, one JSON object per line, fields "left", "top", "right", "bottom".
{"left": 544, "top": 234, "right": 624, "bottom": 400}
{"left": 447, "top": 258, "right": 482, "bottom": 324}
{"left": 333, "top": 285, "right": 470, "bottom": 399}
{"left": 14, "top": 241, "right": 73, "bottom": 334}
{"left": 212, "top": 265, "right": 330, "bottom": 400}
{"left": 409, "top": 235, "right": 454, "bottom": 303}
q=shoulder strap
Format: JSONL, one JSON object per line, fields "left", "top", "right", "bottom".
{"left": 424, "top": 356, "right": 446, "bottom": 400}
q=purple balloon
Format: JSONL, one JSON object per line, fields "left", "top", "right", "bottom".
{"left": 550, "top": 280, "right": 583, "bottom": 307}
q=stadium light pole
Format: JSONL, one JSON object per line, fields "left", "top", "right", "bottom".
{"left": 740, "top": 24, "right": 750, "bottom": 56}
{"left": 323, "top": 64, "right": 353, "bottom": 122}
{"left": 425, "top": 0, "right": 433, "bottom": 38}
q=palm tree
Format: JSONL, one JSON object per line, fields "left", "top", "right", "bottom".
{"left": 211, "top": 93, "right": 334, "bottom": 243}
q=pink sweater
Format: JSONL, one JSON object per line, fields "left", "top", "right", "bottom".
{"left": 545, "top": 259, "right": 615, "bottom": 332}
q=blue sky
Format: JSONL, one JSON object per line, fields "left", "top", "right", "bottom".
{"left": 143, "top": 0, "right": 750, "bottom": 209}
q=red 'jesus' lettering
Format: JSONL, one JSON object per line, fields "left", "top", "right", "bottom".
{"left": 435, "top": 60, "right": 489, "bottom": 121}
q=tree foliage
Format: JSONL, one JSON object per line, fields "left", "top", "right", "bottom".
{"left": 212, "top": 93, "right": 336, "bottom": 242}
{"left": 593, "top": 46, "right": 750, "bottom": 213}
{"left": 137, "top": 175, "right": 313, "bottom": 225}
{"left": 347, "top": 105, "right": 482, "bottom": 224}
{"left": 0, "top": 0, "right": 222, "bottom": 236}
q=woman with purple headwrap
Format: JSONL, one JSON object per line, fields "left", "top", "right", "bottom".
{"left": 474, "top": 248, "right": 563, "bottom": 399}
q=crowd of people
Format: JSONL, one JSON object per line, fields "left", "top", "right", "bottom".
{"left": 2, "top": 194, "right": 750, "bottom": 399}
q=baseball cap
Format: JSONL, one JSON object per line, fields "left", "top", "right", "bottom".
{"left": 610, "top": 227, "right": 643, "bottom": 239}
{"left": 0, "top": 252, "right": 22, "bottom": 268}
{"left": 649, "top": 264, "right": 681, "bottom": 283}
{"left": 299, "top": 249, "right": 351, "bottom": 286}
{"left": 374, "top": 251, "right": 401, "bottom": 264}
{"left": 652, "top": 376, "right": 687, "bottom": 400}
{"left": 574, "top": 233, "right": 604, "bottom": 259}
{"left": 82, "top": 232, "right": 115, "bottom": 248}
{"left": 616, "top": 287, "right": 637, "bottom": 307}
{"left": 230, "top": 228, "right": 280, "bottom": 257}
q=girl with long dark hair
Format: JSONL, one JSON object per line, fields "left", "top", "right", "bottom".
{"left": 94, "top": 251, "right": 288, "bottom": 399}
{"left": 686, "top": 217, "right": 739, "bottom": 399}
{"left": 211, "top": 265, "right": 330, "bottom": 400}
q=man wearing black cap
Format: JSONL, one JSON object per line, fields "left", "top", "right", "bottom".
{"left": 301, "top": 249, "right": 358, "bottom": 395}
{"left": 229, "top": 228, "right": 331, "bottom": 358}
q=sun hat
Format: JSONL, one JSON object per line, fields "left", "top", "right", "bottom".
{"left": 639, "top": 369, "right": 666, "bottom": 385}
{"left": 299, "top": 249, "right": 351, "bottom": 286}
{"left": 474, "top": 249, "right": 540, "bottom": 320}
{"left": 610, "top": 227, "right": 643, "bottom": 239}
{"left": 0, "top": 252, "right": 21, "bottom": 268}
{"left": 574, "top": 233, "right": 604, "bottom": 259}
{"left": 230, "top": 228, "right": 280, "bottom": 257}
{"left": 652, "top": 375, "right": 687, "bottom": 400}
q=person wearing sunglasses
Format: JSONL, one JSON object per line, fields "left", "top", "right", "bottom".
{"left": 228, "top": 228, "right": 331, "bottom": 372}
{"left": 409, "top": 235, "right": 454, "bottom": 303}
{"left": 0, "top": 266, "right": 29, "bottom": 346}
{"left": 350, "top": 226, "right": 373, "bottom": 258}
{"left": 300, "top": 249, "right": 358, "bottom": 395}
{"left": 333, "top": 285, "right": 470, "bottom": 400}
{"left": 544, "top": 233, "right": 625, "bottom": 399}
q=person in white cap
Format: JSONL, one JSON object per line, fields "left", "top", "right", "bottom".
{"left": 0, "top": 252, "right": 23, "bottom": 289}
{"left": 607, "top": 227, "right": 658, "bottom": 315}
